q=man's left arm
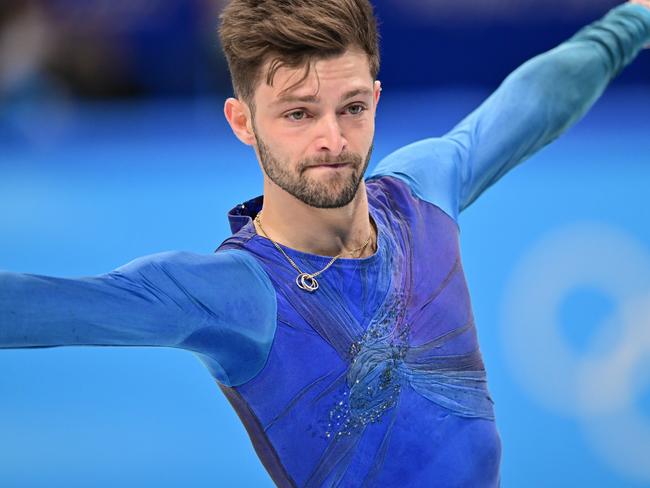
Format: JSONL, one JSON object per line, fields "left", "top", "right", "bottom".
{"left": 452, "top": 1, "right": 650, "bottom": 212}
{"left": 369, "top": 2, "right": 650, "bottom": 222}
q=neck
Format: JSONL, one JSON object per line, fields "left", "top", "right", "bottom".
{"left": 254, "top": 181, "right": 377, "bottom": 258}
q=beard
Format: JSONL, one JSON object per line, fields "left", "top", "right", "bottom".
{"left": 253, "top": 127, "right": 373, "bottom": 209}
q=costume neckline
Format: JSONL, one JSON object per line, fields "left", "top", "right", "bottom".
{"left": 228, "top": 194, "right": 386, "bottom": 268}
{"left": 250, "top": 205, "right": 385, "bottom": 268}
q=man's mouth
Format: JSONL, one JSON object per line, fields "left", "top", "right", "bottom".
{"left": 308, "top": 163, "right": 350, "bottom": 169}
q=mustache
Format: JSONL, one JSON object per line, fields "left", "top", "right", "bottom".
{"left": 299, "top": 152, "right": 363, "bottom": 170}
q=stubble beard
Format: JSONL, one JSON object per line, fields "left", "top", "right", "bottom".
{"left": 253, "top": 127, "right": 373, "bottom": 209}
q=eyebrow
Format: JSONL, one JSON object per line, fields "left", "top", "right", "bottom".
{"left": 271, "top": 87, "right": 374, "bottom": 107}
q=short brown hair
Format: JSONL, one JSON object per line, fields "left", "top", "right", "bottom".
{"left": 218, "top": 0, "right": 380, "bottom": 106}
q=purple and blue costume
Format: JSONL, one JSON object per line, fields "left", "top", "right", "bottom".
{"left": 2, "top": 4, "right": 649, "bottom": 486}
{"left": 219, "top": 175, "right": 499, "bottom": 487}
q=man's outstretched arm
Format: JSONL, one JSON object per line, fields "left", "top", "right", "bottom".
{"left": 369, "top": 2, "right": 650, "bottom": 222}
{"left": 632, "top": 0, "right": 650, "bottom": 39}
{"left": 0, "top": 250, "right": 277, "bottom": 387}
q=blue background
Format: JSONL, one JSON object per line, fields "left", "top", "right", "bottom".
{"left": 1, "top": 1, "right": 650, "bottom": 487}
{"left": 2, "top": 86, "right": 650, "bottom": 487}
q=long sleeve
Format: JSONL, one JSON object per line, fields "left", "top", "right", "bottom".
{"left": 0, "top": 249, "right": 277, "bottom": 386}
{"left": 367, "top": 2, "right": 650, "bottom": 223}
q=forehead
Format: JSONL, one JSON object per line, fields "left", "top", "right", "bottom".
{"left": 255, "top": 49, "right": 374, "bottom": 103}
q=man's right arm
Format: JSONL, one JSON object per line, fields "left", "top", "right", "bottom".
{"left": 0, "top": 249, "right": 277, "bottom": 387}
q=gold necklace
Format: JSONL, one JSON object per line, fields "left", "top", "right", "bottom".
{"left": 254, "top": 212, "right": 374, "bottom": 292}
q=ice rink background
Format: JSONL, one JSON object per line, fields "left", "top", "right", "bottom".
{"left": 1, "top": 1, "right": 650, "bottom": 487}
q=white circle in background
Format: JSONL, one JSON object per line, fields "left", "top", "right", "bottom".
{"left": 500, "top": 222, "right": 650, "bottom": 414}
{"left": 577, "top": 293, "right": 650, "bottom": 482}
{"left": 500, "top": 222, "right": 650, "bottom": 482}
{"left": 576, "top": 293, "right": 650, "bottom": 415}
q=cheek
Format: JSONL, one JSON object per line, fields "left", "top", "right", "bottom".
{"left": 275, "top": 136, "right": 313, "bottom": 165}
{"left": 265, "top": 141, "right": 307, "bottom": 171}
{"left": 256, "top": 127, "right": 295, "bottom": 161}
{"left": 347, "top": 121, "right": 375, "bottom": 149}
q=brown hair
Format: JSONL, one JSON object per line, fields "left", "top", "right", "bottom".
{"left": 218, "top": 0, "right": 380, "bottom": 107}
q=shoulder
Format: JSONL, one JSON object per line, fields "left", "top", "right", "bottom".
{"left": 114, "top": 250, "right": 271, "bottom": 290}
{"left": 112, "top": 249, "right": 276, "bottom": 328}
{"left": 367, "top": 137, "right": 464, "bottom": 223}
{"left": 116, "top": 249, "right": 277, "bottom": 387}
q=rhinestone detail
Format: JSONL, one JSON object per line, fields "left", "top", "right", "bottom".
{"left": 324, "top": 294, "right": 410, "bottom": 439}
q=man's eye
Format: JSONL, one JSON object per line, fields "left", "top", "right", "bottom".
{"left": 346, "top": 104, "right": 366, "bottom": 115}
{"left": 286, "top": 110, "right": 307, "bottom": 121}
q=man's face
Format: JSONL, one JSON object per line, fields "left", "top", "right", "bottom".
{"left": 249, "top": 49, "right": 380, "bottom": 209}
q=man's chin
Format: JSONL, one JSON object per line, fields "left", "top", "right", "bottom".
{"left": 298, "top": 187, "right": 360, "bottom": 209}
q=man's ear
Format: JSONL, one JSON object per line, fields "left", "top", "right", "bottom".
{"left": 224, "top": 98, "right": 256, "bottom": 146}
{"left": 373, "top": 80, "right": 382, "bottom": 106}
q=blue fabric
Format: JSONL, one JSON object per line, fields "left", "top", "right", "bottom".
{"left": 368, "top": 2, "right": 650, "bottom": 223}
{"left": 0, "top": 250, "right": 277, "bottom": 387}
{"left": 218, "top": 176, "right": 500, "bottom": 486}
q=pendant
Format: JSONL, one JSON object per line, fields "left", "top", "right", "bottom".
{"left": 296, "top": 272, "right": 319, "bottom": 292}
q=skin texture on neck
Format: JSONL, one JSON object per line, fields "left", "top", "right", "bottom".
{"left": 224, "top": 48, "right": 382, "bottom": 258}
{"left": 256, "top": 182, "right": 378, "bottom": 258}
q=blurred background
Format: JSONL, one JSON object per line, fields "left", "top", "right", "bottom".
{"left": 1, "top": 0, "right": 649, "bottom": 487}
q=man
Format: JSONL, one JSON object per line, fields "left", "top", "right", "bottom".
{"left": 1, "top": 0, "right": 649, "bottom": 486}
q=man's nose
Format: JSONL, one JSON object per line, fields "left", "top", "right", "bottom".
{"left": 315, "top": 114, "right": 347, "bottom": 156}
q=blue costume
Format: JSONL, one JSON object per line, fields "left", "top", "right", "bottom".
{"left": 2, "top": 4, "right": 649, "bottom": 486}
